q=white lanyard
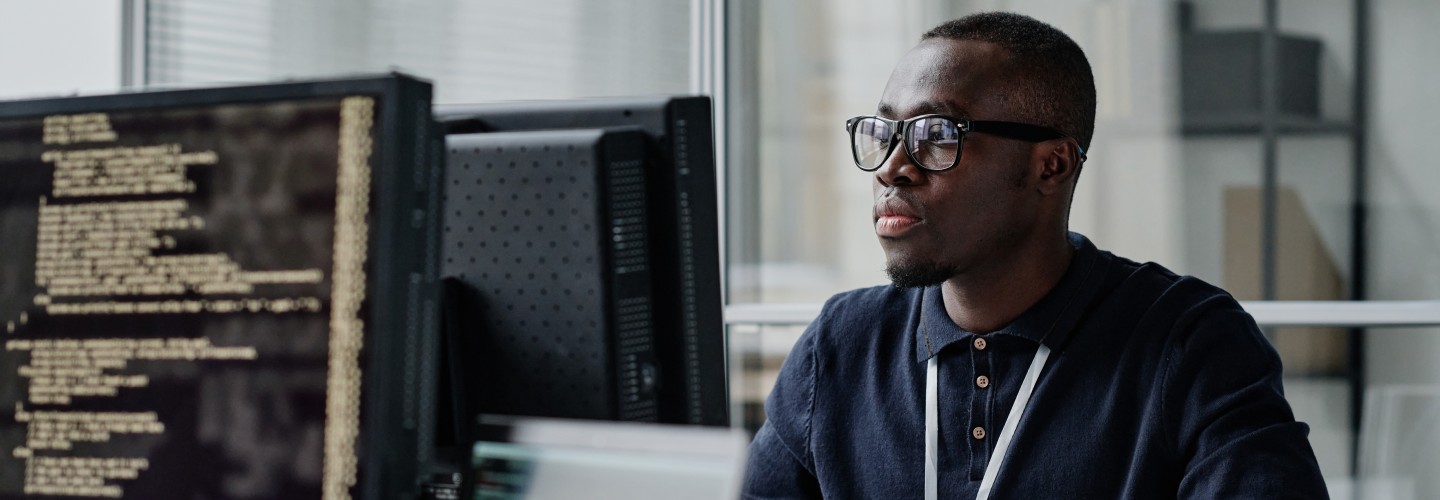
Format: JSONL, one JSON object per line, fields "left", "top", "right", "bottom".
{"left": 924, "top": 343, "right": 1051, "bottom": 500}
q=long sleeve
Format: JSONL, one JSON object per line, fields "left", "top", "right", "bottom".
{"left": 1166, "top": 302, "right": 1329, "bottom": 499}
{"left": 744, "top": 318, "right": 823, "bottom": 499}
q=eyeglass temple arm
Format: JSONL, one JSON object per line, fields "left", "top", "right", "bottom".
{"left": 970, "top": 120, "right": 1087, "bottom": 162}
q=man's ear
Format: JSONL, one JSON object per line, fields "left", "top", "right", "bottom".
{"left": 1034, "top": 141, "right": 1082, "bottom": 196}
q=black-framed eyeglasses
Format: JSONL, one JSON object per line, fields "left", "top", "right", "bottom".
{"left": 844, "top": 114, "right": 1087, "bottom": 172}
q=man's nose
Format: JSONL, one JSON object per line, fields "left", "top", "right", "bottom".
{"left": 874, "top": 144, "right": 922, "bottom": 187}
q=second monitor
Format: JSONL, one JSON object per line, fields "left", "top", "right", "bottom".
{"left": 438, "top": 96, "right": 727, "bottom": 428}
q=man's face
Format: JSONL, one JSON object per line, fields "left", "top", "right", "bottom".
{"left": 873, "top": 39, "right": 1042, "bottom": 287}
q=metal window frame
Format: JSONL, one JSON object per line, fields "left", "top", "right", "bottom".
{"left": 120, "top": 0, "right": 148, "bottom": 89}
{"left": 692, "top": 0, "right": 729, "bottom": 304}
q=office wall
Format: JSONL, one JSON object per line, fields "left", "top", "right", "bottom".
{"left": 0, "top": 1, "right": 121, "bottom": 99}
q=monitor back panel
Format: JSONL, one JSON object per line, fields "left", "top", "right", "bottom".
{"left": 443, "top": 129, "right": 659, "bottom": 423}
{"left": 436, "top": 97, "right": 726, "bottom": 427}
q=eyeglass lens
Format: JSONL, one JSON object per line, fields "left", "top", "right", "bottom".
{"left": 851, "top": 118, "right": 894, "bottom": 169}
{"left": 905, "top": 116, "right": 961, "bottom": 170}
{"left": 851, "top": 116, "right": 962, "bottom": 171}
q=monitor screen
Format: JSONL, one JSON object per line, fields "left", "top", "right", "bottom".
{"left": 467, "top": 417, "right": 747, "bottom": 500}
{"left": 0, "top": 75, "right": 441, "bottom": 499}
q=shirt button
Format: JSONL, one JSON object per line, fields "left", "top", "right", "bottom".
{"left": 972, "top": 427, "right": 986, "bottom": 440}
{"left": 976, "top": 375, "right": 990, "bottom": 388}
{"left": 973, "top": 337, "right": 987, "bottom": 350}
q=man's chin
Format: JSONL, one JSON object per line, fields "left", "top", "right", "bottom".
{"left": 885, "top": 260, "right": 954, "bottom": 289}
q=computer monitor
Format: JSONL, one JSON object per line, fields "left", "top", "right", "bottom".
{"left": 465, "top": 417, "right": 747, "bottom": 500}
{"left": 0, "top": 74, "right": 442, "bottom": 499}
{"left": 436, "top": 97, "right": 727, "bottom": 428}
{"left": 441, "top": 128, "right": 661, "bottom": 427}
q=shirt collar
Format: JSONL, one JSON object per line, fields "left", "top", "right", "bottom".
{"left": 914, "top": 232, "right": 1106, "bottom": 363}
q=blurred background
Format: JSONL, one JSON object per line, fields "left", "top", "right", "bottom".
{"left": 3, "top": 0, "right": 1437, "bottom": 497}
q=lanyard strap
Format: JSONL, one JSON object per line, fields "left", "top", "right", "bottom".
{"left": 925, "top": 356, "right": 940, "bottom": 499}
{"left": 924, "top": 344, "right": 1051, "bottom": 500}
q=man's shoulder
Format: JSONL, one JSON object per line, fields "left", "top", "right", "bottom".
{"left": 817, "top": 284, "right": 920, "bottom": 324}
{"left": 1094, "top": 252, "right": 1251, "bottom": 339}
{"left": 1071, "top": 234, "right": 1243, "bottom": 323}
{"left": 1118, "top": 259, "right": 1237, "bottom": 312}
{"left": 801, "top": 284, "right": 922, "bottom": 353}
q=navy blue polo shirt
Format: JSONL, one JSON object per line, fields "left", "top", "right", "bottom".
{"left": 744, "top": 233, "right": 1327, "bottom": 499}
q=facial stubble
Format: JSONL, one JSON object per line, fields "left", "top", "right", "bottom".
{"left": 885, "top": 256, "right": 956, "bottom": 289}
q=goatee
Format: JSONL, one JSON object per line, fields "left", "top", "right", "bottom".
{"left": 885, "top": 260, "right": 954, "bottom": 289}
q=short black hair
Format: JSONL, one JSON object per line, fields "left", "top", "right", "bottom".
{"left": 923, "top": 12, "right": 1096, "bottom": 151}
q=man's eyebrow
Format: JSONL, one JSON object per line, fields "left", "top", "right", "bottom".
{"left": 875, "top": 101, "right": 967, "bottom": 119}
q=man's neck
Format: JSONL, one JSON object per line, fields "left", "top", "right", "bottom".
{"left": 940, "top": 233, "right": 1075, "bottom": 333}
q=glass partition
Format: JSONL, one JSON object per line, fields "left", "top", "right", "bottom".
{"left": 723, "top": 0, "right": 1440, "bottom": 496}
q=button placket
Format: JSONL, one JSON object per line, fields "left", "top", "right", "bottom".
{"left": 967, "top": 335, "right": 993, "bottom": 480}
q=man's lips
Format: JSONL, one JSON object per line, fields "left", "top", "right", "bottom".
{"left": 875, "top": 214, "right": 921, "bottom": 237}
{"left": 874, "top": 196, "right": 923, "bottom": 237}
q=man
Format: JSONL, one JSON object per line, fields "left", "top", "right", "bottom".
{"left": 744, "top": 12, "right": 1328, "bottom": 499}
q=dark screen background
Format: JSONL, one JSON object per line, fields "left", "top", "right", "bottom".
{"left": 0, "top": 96, "right": 361, "bottom": 499}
